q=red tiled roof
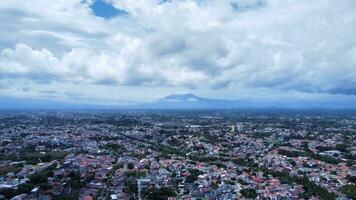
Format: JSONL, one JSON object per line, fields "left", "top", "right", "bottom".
{"left": 83, "top": 195, "right": 93, "bottom": 200}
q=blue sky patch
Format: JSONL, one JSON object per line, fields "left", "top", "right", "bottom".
{"left": 90, "top": 0, "right": 127, "bottom": 20}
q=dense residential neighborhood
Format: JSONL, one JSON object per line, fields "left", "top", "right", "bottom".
{"left": 0, "top": 110, "right": 355, "bottom": 200}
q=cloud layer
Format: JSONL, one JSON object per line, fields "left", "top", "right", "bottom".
{"left": 1, "top": 0, "right": 356, "bottom": 101}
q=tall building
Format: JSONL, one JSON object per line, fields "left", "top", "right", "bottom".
{"left": 230, "top": 124, "right": 235, "bottom": 132}
{"left": 236, "top": 123, "right": 243, "bottom": 132}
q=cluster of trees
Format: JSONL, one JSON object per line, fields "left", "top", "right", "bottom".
{"left": 0, "top": 182, "right": 36, "bottom": 199}
{"left": 0, "top": 163, "right": 23, "bottom": 176}
{"left": 123, "top": 170, "right": 147, "bottom": 200}
{"left": 55, "top": 169, "right": 96, "bottom": 200}
{"left": 0, "top": 163, "right": 56, "bottom": 199}
{"left": 187, "top": 154, "right": 256, "bottom": 170}
{"left": 232, "top": 158, "right": 257, "bottom": 168}
{"left": 240, "top": 188, "right": 257, "bottom": 198}
{"left": 142, "top": 187, "right": 176, "bottom": 200}
{"left": 347, "top": 175, "right": 356, "bottom": 184}
{"left": 203, "top": 133, "right": 225, "bottom": 144}
{"left": 316, "top": 144, "right": 349, "bottom": 153}
{"left": 262, "top": 168, "right": 335, "bottom": 200}
{"left": 188, "top": 155, "right": 218, "bottom": 163}
{"left": 278, "top": 149, "right": 341, "bottom": 164}
{"left": 124, "top": 177, "right": 138, "bottom": 200}
{"left": 125, "top": 171, "right": 146, "bottom": 179}
{"left": 155, "top": 144, "right": 187, "bottom": 157}
{"left": 185, "top": 169, "right": 203, "bottom": 183}
{"left": 103, "top": 143, "right": 126, "bottom": 156}
{"left": 167, "top": 137, "right": 182, "bottom": 146}
{"left": 297, "top": 176, "right": 335, "bottom": 200}
{"left": 67, "top": 171, "right": 86, "bottom": 189}
{"left": 0, "top": 165, "right": 87, "bottom": 200}
{"left": 340, "top": 184, "right": 356, "bottom": 199}
{"left": 0, "top": 150, "right": 67, "bottom": 165}
{"left": 30, "top": 168, "right": 54, "bottom": 190}
{"left": 20, "top": 151, "right": 68, "bottom": 165}
{"left": 52, "top": 191, "right": 80, "bottom": 200}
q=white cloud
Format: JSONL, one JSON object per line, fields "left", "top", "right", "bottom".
{"left": 0, "top": 44, "right": 64, "bottom": 79}
{"left": 1, "top": 0, "right": 356, "bottom": 102}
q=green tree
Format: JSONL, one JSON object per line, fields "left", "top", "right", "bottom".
{"left": 185, "top": 169, "right": 203, "bottom": 183}
{"left": 241, "top": 188, "right": 257, "bottom": 199}
{"left": 341, "top": 184, "right": 356, "bottom": 200}
{"left": 143, "top": 187, "right": 176, "bottom": 200}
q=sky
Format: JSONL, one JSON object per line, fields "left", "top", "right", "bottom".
{"left": 0, "top": 0, "right": 356, "bottom": 105}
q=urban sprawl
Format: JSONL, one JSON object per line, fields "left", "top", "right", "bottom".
{"left": 0, "top": 110, "right": 355, "bottom": 200}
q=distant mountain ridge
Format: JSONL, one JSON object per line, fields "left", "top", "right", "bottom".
{"left": 0, "top": 93, "right": 355, "bottom": 110}
{"left": 161, "top": 93, "right": 200, "bottom": 102}
{"left": 137, "top": 93, "right": 252, "bottom": 109}
{"left": 132, "top": 93, "right": 356, "bottom": 109}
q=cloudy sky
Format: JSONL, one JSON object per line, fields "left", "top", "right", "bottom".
{"left": 0, "top": 0, "right": 356, "bottom": 105}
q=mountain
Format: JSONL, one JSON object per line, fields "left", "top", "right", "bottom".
{"left": 0, "top": 93, "right": 355, "bottom": 110}
{"left": 132, "top": 93, "right": 356, "bottom": 109}
{"left": 161, "top": 93, "right": 201, "bottom": 102}
{"left": 133, "top": 93, "right": 262, "bottom": 109}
